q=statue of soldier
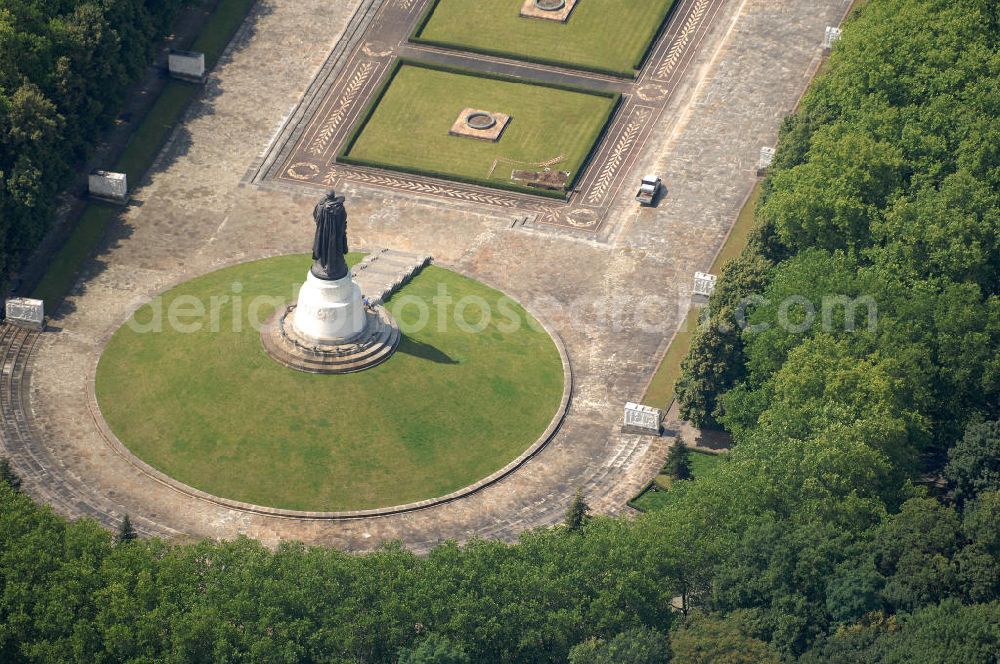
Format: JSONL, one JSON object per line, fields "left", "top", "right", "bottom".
{"left": 311, "top": 190, "right": 349, "bottom": 280}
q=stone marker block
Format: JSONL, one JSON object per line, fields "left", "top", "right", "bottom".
{"left": 520, "top": 0, "right": 578, "bottom": 22}
{"left": 823, "top": 26, "right": 842, "bottom": 50}
{"left": 168, "top": 49, "right": 206, "bottom": 83}
{"left": 623, "top": 402, "right": 662, "bottom": 436}
{"left": 5, "top": 297, "right": 44, "bottom": 330}
{"left": 757, "top": 146, "right": 775, "bottom": 175}
{"left": 88, "top": 170, "right": 128, "bottom": 204}
{"left": 693, "top": 272, "right": 717, "bottom": 297}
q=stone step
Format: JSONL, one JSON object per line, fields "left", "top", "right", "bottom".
{"left": 0, "top": 323, "right": 180, "bottom": 539}
{"left": 352, "top": 248, "right": 432, "bottom": 305}
{"left": 283, "top": 323, "right": 398, "bottom": 373}
{"left": 359, "top": 255, "right": 428, "bottom": 270}
{"left": 260, "top": 305, "right": 400, "bottom": 374}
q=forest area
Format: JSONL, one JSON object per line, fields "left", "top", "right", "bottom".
{"left": 0, "top": 0, "right": 186, "bottom": 291}
{"left": 1, "top": 0, "right": 1000, "bottom": 661}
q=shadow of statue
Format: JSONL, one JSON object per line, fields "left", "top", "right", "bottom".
{"left": 397, "top": 335, "right": 458, "bottom": 365}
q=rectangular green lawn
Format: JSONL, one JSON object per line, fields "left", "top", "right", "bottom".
{"left": 413, "top": 0, "right": 677, "bottom": 77}
{"left": 341, "top": 63, "right": 618, "bottom": 196}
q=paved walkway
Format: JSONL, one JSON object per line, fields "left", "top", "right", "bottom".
{"left": 2, "top": 0, "right": 851, "bottom": 552}
{"left": 14, "top": 1, "right": 225, "bottom": 296}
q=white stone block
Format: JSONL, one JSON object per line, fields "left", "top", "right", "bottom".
{"left": 5, "top": 297, "right": 44, "bottom": 329}
{"left": 758, "top": 146, "right": 776, "bottom": 171}
{"left": 824, "top": 26, "right": 842, "bottom": 50}
{"left": 693, "top": 272, "right": 718, "bottom": 297}
{"left": 624, "top": 402, "right": 662, "bottom": 435}
{"left": 168, "top": 50, "right": 206, "bottom": 81}
{"left": 88, "top": 170, "right": 128, "bottom": 202}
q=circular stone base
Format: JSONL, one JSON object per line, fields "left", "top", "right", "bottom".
{"left": 261, "top": 302, "right": 399, "bottom": 374}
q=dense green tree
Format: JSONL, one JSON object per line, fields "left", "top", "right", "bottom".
{"left": 799, "top": 614, "right": 897, "bottom": 664}
{"left": 674, "top": 321, "right": 742, "bottom": 429}
{"left": 115, "top": 514, "right": 136, "bottom": 544}
{"left": 0, "top": 0, "right": 186, "bottom": 291}
{"left": 669, "top": 613, "right": 778, "bottom": 664}
{"left": 879, "top": 600, "right": 1000, "bottom": 664}
{"left": 399, "top": 634, "right": 470, "bottom": 664}
{"left": 871, "top": 172, "right": 1000, "bottom": 288}
{"left": 955, "top": 491, "right": 1000, "bottom": 602}
{"left": 568, "top": 627, "right": 670, "bottom": 664}
{"left": 759, "top": 127, "right": 905, "bottom": 253}
{"left": 565, "top": 489, "right": 590, "bottom": 531}
{"left": 720, "top": 334, "right": 926, "bottom": 485}
{"left": 871, "top": 498, "right": 961, "bottom": 612}
{"left": 963, "top": 491, "right": 1000, "bottom": 556}
{"left": 675, "top": 252, "right": 772, "bottom": 427}
{"left": 676, "top": 0, "right": 1000, "bottom": 467}
{"left": 953, "top": 544, "right": 1000, "bottom": 605}
{"left": 945, "top": 421, "right": 1000, "bottom": 504}
{"left": 2, "top": 81, "right": 64, "bottom": 261}
{"left": 663, "top": 443, "right": 692, "bottom": 481}
{"left": 823, "top": 557, "right": 885, "bottom": 626}
{"left": 0, "top": 457, "right": 21, "bottom": 491}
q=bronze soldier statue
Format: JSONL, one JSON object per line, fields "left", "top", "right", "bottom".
{"left": 311, "top": 190, "right": 349, "bottom": 280}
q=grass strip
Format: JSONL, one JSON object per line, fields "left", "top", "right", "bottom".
{"left": 640, "top": 183, "right": 762, "bottom": 410}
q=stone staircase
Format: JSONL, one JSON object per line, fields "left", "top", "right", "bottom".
{"left": 352, "top": 248, "right": 432, "bottom": 304}
{"left": 481, "top": 437, "right": 654, "bottom": 542}
{"left": 0, "top": 323, "right": 179, "bottom": 538}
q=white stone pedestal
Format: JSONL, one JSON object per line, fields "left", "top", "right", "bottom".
{"left": 263, "top": 268, "right": 400, "bottom": 374}
{"left": 291, "top": 271, "right": 365, "bottom": 342}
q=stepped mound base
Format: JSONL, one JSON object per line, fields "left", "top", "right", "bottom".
{"left": 261, "top": 302, "right": 399, "bottom": 374}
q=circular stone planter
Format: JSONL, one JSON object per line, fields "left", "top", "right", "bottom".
{"left": 535, "top": 0, "right": 566, "bottom": 10}
{"left": 92, "top": 255, "right": 571, "bottom": 517}
{"left": 465, "top": 111, "right": 497, "bottom": 130}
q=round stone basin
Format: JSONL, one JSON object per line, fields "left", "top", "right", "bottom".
{"left": 466, "top": 112, "right": 497, "bottom": 130}
{"left": 535, "top": 0, "right": 566, "bottom": 10}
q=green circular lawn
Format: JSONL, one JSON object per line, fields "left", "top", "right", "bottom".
{"left": 96, "top": 255, "right": 564, "bottom": 511}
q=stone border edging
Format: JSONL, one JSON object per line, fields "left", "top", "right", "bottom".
{"left": 85, "top": 255, "right": 572, "bottom": 521}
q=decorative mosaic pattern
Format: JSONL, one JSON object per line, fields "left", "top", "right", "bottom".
{"left": 256, "top": 0, "right": 723, "bottom": 231}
